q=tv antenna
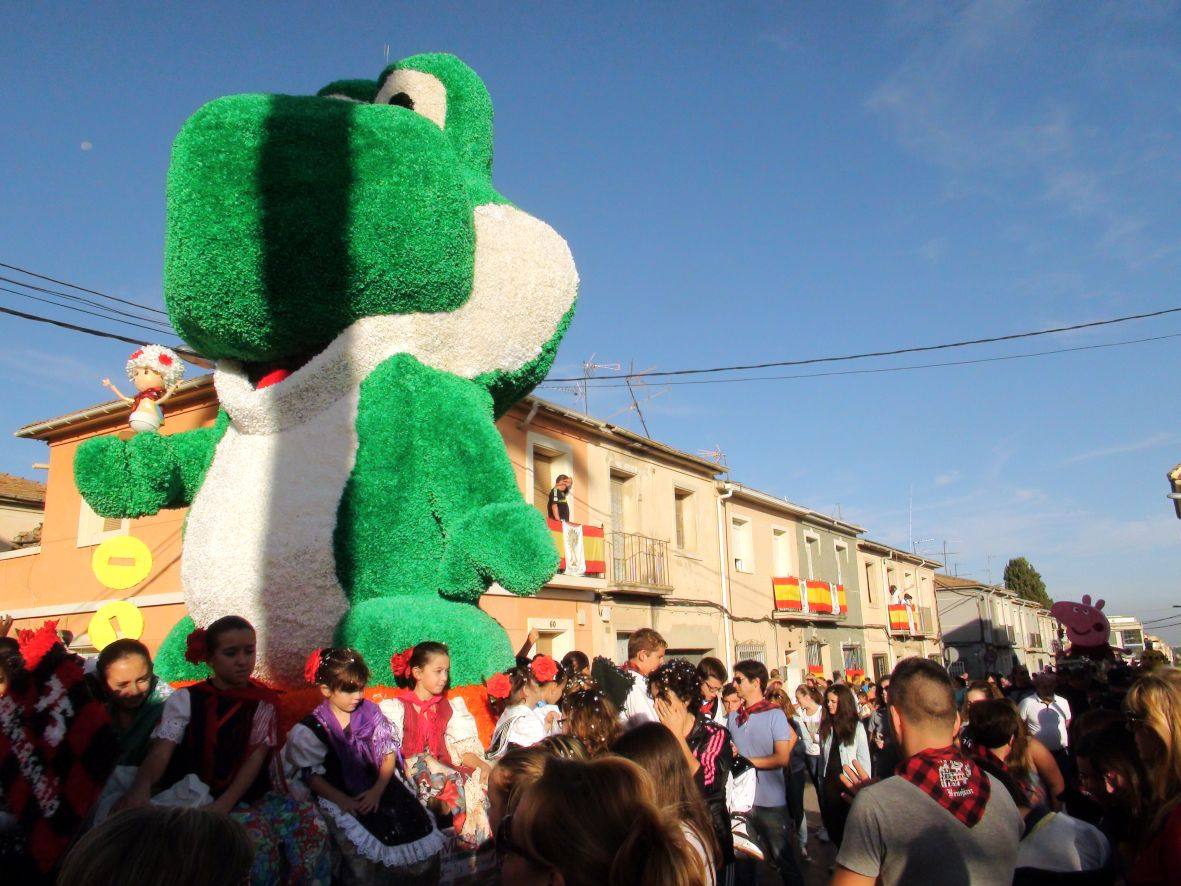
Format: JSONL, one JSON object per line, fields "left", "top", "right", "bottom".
{"left": 605, "top": 362, "right": 667, "bottom": 437}
{"left": 580, "top": 353, "right": 621, "bottom": 417}
{"left": 697, "top": 445, "right": 727, "bottom": 467}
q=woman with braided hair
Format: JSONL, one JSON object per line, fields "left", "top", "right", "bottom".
{"left": 281, "top": 647, "right": 445, "bottom": 884}
{"left": 649, "top": 657, "right": 736, "bottom": 872}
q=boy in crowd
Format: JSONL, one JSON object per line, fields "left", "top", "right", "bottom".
{"left": 620, "top": 628, "right": 666, "bottom": 725}
{"left": 697, "top": 656, "right": 728, "bottom": 724}
{"left": 722, "top": 683, "right": 743, "bottom": 716}
{"left": 728, "top": 659, "right": 804, "bottom": 886}
{"left": 833, "top": 657, "right": 1022, "bottom": 886}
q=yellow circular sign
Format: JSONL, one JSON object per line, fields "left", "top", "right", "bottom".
{"left": 92, "top": 535, "right": 153, "bottom": 590}
{"left": 88, "top": 600, "right": 145, "bottom": 650}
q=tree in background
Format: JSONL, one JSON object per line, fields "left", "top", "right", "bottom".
{"left": 1004, "top": 557, "right": 1052, "bottom": 607}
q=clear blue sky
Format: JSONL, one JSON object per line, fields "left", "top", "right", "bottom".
{"left": 3, "top": 3, "right": 1179, "bottom": 642}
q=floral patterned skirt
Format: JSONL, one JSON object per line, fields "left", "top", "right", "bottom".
{"left": 232, "top": 792, "right": 332, "bottom": 886}
{"left": 405, "top": 754, "right": 490, "bottom": 848}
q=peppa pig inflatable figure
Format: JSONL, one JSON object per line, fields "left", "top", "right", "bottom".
{"left": 1050, "top": 595, "right": 1113, "bottom": 661}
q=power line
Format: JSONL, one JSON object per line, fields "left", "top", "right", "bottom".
{"left": 0, "top": 261, "right": 169, "bottom": 316}
{"left": 1139, "top": 617, "right": 1181, "bottom": 632}
{"left": 0, "top": 285, "right": 175, "bottom": 337}
{"left": 0, "top": 275, "right": 173, "bottom": 327}
{"left": 0, "top": 305, "right": 200, "bottom": 360}
{"left": 544, "top": 305, "right": 1181, "bottom": 382}
{"left": 538, "top": 331, "right": 1181, "bottom": 390}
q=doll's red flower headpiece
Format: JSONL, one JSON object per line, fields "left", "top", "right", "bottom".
{"left": 16, "top": 619, "right": 61, "bottom": 670}
{"left": 390, "top": 647, "right": 414, "bottom": 679}
{"left": 530, "top": 654, "right": 559, "bottom": 683}
{"left": 486, "top": 672, "right": 512, "bottom": 700}
{"left": 304, "top": 648, "right": 323, "bottom": 685}
{"left": 184, "top": 627, "right": 208, "bottom": 664}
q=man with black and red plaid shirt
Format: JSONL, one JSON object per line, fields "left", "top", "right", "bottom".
{"left": 831, "top": 657, "right": 1022, "bottom": 886}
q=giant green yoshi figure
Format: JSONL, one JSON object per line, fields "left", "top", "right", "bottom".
{"left": 75, "top": 54, "right": 577, "bottom": 687}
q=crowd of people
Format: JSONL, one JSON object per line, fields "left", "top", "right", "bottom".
{"left": 0, "top": 615, "right": 1178, "bottom": 885}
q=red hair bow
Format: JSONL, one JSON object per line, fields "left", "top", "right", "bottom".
{"left": 390, "top": 647, "right": 414, "bottom": 679}
{"left": 304, "top": 648, "right": 323, "bottom": 685}
{"left": 530, "top": 655, "right": 559, "bottom": 683}
{"left": 184, "top": 627, "right": 208, "bottom": 664}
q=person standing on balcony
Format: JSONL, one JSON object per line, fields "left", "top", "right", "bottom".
{"left": 547, "top": 474, "right": 572, "bottom": 522}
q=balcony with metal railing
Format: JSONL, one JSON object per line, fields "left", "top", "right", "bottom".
{"left": 545, "top": 518, "right": 607, "bottom": 584}
{"left": 609, "top": 530, "right": 673, "bottom": 594}
{"left": 770, "top": 577, "right": 848, "bottom": 620}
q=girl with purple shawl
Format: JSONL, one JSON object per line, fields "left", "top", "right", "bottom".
{"left": 281, "top": 649, "right": 446, "bottom": 885}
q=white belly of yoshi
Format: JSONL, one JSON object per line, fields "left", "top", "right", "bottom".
{"left": 182, "top": 390, "right": 359, "bottom": 684}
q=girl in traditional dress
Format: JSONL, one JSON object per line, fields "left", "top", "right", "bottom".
{"left": 379, "top": 642, "right": 492, "bottom": 848}
{"left": 88, "top": 639, "right": 172, "bottom": 824}
{"left": 282, "top": 648, "right": 445, "bottom": 884}
{"left": 486, "top": 658, "right": 558, "bottom": 760}
{"left": 118, "top": 616, "right": 331, "bottom": 885}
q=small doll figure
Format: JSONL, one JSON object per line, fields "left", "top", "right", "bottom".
{"left": 102, "top": 345, "right": 184, "bottom": 434}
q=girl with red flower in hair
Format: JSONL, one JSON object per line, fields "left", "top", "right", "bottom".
{"left": 281, "top": 648, "right": 446, "bottom": 884}
{"left": 486, "top": 655, "right": 565, "bottom": 760}
{"left": 378, "top": 642, "right": 492, "bottom": 848}
{"left": 117, "top": 616, "right": 331, "bottom": 885}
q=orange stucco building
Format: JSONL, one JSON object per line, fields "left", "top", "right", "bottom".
{"left": 0, "top": 376, "right": 725, "bottom": 665}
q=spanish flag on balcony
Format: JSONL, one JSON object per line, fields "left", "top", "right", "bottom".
{"left": 837, "top": 585, "right": 848, "bottom": 615}
{"left": 888, "top": 603, "right": 911, "bottom": 632}
{"left": 806, "top": 580, "right": 833, "bottom": 614}
{"left": 772, "top": 576, "right": 803, "bottom": 611}
{"left": 807, "top": 664, "right": 826, "bottom": 676}
{"left": 547, "top": 519, "right": 606, "bottom": 577}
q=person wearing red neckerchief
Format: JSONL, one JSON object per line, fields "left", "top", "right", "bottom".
{"left": 727, "top": 659, "right": 804, "bottom": 886}
{"left": 833, "top": 657, "right": 1022, "bottom": 886}
{"left": 618, "top": 628, "right": 666, "bottom": 726}
{"left": 697, "top": 656, "right": 729, "bottom": 726}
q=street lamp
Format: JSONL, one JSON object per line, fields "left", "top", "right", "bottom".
{"left": 1168, "top": 463, "right": 1181, "bottom": 519}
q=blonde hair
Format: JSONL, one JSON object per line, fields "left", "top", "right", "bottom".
{"left": 511, "top": 757, "right": 707, "bottom": 886}
{"left": 611, "top": 722, "right": 719, "bottom": 870}
{"left": 58, "top": 805, "right": 252, "bottom": 886}
{"left": 765, "top": 684, "right": 798, "bottom": 718}
{"left": 490, "top": 744, "right": 552, "bottom": 823}
{"left": 1125, "top": 669, "right": 1181, "bottom": 830}
{"left": 489, "top": 736, "right": 592, "bottom": 824}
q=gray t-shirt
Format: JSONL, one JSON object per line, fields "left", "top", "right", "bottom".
{"left": 836, "top": 773, "right": 1022, "bottom": 886}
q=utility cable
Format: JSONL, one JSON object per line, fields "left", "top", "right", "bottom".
{"left": 0, "top": 261, "right": 169, "bottom": 316}
{"left": 0, "top": 275, "right": 173, "bottom": 327}
{"left": 540, "top": 331, "right": 1181, "bottom": 389}
{"left": 545, "top": 305, "right": 1181, "bottom": 382}
{"left": 0, "top": 285, "right": 175, "bottom": 337}
{"left": 0, "top": 305, "right": 200, "bottom": 361}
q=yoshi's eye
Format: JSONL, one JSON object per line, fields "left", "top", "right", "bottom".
{"left": 375, "top": 69, "right": 447, "bottom": 130}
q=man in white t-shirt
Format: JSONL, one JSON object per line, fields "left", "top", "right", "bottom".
{"left": 1016, "top": 675, "right": 1071, "bottom": 758}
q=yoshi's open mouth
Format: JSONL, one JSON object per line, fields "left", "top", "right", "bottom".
{"left": 243, "top": 349, "right": 321, "bottom": 390}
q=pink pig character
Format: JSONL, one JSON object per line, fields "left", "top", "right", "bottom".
{"left": 1050, "top": 595, "right": 1110, "bottom": 649}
